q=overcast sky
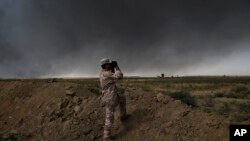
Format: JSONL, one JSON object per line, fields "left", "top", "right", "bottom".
{"left": 0, "top": 0, "right": 250, "bottom": 78}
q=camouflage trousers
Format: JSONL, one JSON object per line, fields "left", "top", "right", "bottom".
{"left": 103, "top": 94, "right": 126, "bottom": 139}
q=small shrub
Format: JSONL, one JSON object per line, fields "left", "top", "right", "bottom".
{"left": 225, "top": 92, "right": 238, "bottom": 98}
{"left": 88, "top": 87, "right": 101, "bottom": 95}
{"left": 232, "top": 86, "right": 248, "bottom": 94}
{"left": 217, "top": 103, "right": 231, "bottom": 117}
{"left": 237, "top": 103, "right": 250, "bottom": 113}
{"left": 141, "top": 85, "right": 153, "bottom": 92}
{"left": 117, "top": 87, "right": 126, "bottom": 95}
{"left": 201, "top": 96, "right": 214, "bottom": 113}
{"left": 204, "top": 96, "right": 214, "bottom": 107}
{"left": 214, "top": 91, "right": 249, "bottom": 99}
{"left": 202, "top": 107, "right": 212, "bottom": 113}
{"left": 214, "top": 92, "right": 225, "bottom": 97}
{"left": 167, "top": 91, "right": 197, "bottom": 107}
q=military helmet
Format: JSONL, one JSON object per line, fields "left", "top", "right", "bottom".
{"left": 100, "top": 58, "right": 112, "bottom": 65}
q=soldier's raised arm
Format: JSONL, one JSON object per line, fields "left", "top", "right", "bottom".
{"left": 113, "top": 66, "right": 123, "bottom": 80}
{"left": 102, "top": 66, "right": 123, "bottom": 80}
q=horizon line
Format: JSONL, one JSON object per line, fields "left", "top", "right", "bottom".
{"left": 1, "top": 75, "right": 250, "bottom": 79}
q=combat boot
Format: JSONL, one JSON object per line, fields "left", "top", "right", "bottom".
{"left": 120, "top": 114, "right": 130, "bottom": 122}
{"left": 103, "top": 137, "right": 118, "bottom": 141}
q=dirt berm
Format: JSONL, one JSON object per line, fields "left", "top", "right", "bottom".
{"left": 0, "top": 81, "right": 229, "bottom": 141}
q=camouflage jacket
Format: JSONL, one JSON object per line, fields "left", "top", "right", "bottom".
{"left": 99, "top": 68, "right": 123, "bottom": 106}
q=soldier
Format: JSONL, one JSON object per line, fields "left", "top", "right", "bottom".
{"left": 99, "top": 58, "right": 128, "bottom": 141}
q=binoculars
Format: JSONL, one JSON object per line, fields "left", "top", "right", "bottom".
{"left": 110, "top": 61, "right": 118, "bottom": 73}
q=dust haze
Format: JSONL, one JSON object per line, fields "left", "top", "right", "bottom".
{"left": 0, "top": 0, "right": 250, "bottom": 78}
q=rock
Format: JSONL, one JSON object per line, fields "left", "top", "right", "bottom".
{"left": 156, "top": 93, "right": 170, "bottom": 104}
{"left": 156, "top": 93, "right": 164, "bottom": 101}
{"left": 37, "top": 103, "right": 42, "bottom": 109}
{"left": 83, "top": 128, "right": 92, "bottom": 135}
{"left": 73, "top": 96, "right": 82, "bottom": 105}
{"left": 91, "top": 135, "right": 97, "bottom": 140}
{"left": 73, "top": 105, "right": 81, "bottom": 113}
{"left": 49, "top": 110, "right": 55, "bottom": 116}
{"left": 166, "top": 121, "right": 173, "bottom": 127}
{"left": 59, "top": 98, "right": 69, "bottom": 109}
{"left": 65, "top": 85, "right": 77, "bottom": 96}
{"left": 55, "top": 110, "right": 64, "bottom": 117}
{"left": 174, "top": 100, "right": 181, "bottom": 104}
{"left": 88, "top": 111, "right": 94, "bottom": 115}
{"left": 63, "top": 120, "right": 71, "bottom": 132}
{"left": 66, "top": 89, "right": 76, "bottom": 97}
{"left": 49, "top": 117, "right": 56, "bottom": 122}
{"left": 182, "top": 110, "right": 190, "bottom": 117}
{"left": 67, "top": 102, "right": 74, "bottom": 108}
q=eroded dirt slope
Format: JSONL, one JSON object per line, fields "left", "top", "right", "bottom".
{"left": 0, "top": 80, "right": 229, "bottom": 141}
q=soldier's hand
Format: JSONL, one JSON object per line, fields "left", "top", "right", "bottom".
{"left": 115, "top": 66, "right": 120, "bottom": 70}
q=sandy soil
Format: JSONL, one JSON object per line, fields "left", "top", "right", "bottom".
{"left": 0, "top": 80, "right": 229, "bottom": 141}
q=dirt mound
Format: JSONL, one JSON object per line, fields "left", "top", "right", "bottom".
{"left": 0, "top": 81, "right": 229, "bottom": 141}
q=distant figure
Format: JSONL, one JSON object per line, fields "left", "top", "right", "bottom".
{"left": 161, "top": 73, "right": 164, "bottom": 78}
{"left": 99, "top": 58, "right": 128, "bottom": 141}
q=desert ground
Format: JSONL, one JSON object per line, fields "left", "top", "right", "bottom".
{"left": 0, "top": 77, "right": 250, "bottom": 141}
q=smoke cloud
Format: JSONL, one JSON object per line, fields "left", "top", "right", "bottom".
{"left": 0, "top": 0, "right": 250, "bottom": 78}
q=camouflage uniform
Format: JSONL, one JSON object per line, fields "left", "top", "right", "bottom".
{"left": 99, "top": 67, "right": 126, "bottom": 139}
